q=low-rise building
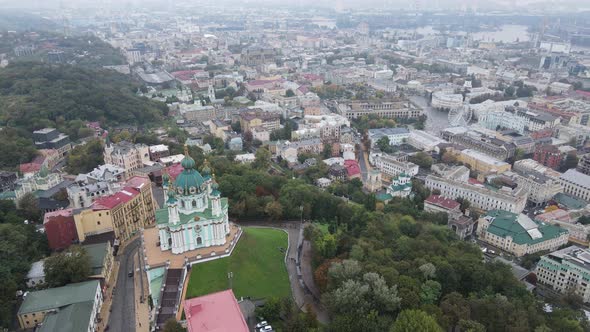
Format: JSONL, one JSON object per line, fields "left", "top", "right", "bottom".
{"left": 477, "top": 210, "right": 569, "bottom": 257}
{"left": 534, "top": 144, "right": 563, "bottom": 170}
{"left": 376, "top": 154, "right": 419, "bottom": 179}
{"left": 17, "top": 280, "right": 103, "bottom": 331}
{"left": 183, "top": 289, "right": 249, "bottom": 332}
{"left": 148, "top": 144, "right": 170, "bottom": 161}
{"left": 424, "top": 195, "right": 461, "bottom": 216}
{"left": 33, "top": 128, "right": 71, "bottom": 157}
{"left": 536, "top": 246, "right": 590, "bottom": 302}
{"left": 408, "top": 130, "right": 446, "bottom": 152}
{"left": 368, "top": 127, "right": 410, "bottom": 147}
{"left": 239, "top": 110, "right": 281, "bottom": 133}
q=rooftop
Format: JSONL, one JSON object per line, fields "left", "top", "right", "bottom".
{"left": 560, "top": 169, "right": 590, "bottom": 189}
{"left": 425, "top": 195, "right": 460, "bottom": 210}
{"left": 18, "top": 280, "right": 99, "bottom": 315}
{"left": 484, "top": 210, "right": 567, "bottom": 245}
{"left": 183, "top": 289, "right": 249, "bottom": 332}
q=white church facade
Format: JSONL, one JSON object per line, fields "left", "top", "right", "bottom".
{"left": 156, "top": 148, "right": 230, "bottom": 255}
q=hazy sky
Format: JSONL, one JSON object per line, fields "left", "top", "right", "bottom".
{"left": 0, "top": 0, "right": 588, "bottom": 11}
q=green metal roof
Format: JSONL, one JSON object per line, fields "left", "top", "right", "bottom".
{"left": 376, "top": 193, "right": 393, "bottom": 201}
{"left": 554, "top": 193, "right": 587, "bottom": 210}
{"left": 38, "top": 301, "right": 94, "bottom": 332}
{"left": 156, "top": 198, "right": 228, "bottom": 226}
{"left": 18, "top": 280, "right": 99, "bottom": 315}
{"left": 485, "top": 210, "right": 568, "bottom": 245}
{"left": 82, "top": 243, "right": 108, "bottom": 276}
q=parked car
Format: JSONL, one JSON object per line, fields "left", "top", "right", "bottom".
{"left": 256, "top": 321, "right": 268, "bottom": 329}
{"left": 128, "top": 270, "right": 134, "bottom": 277}
{"left": 259, "top": 326, "right": 273, "bottom": 332}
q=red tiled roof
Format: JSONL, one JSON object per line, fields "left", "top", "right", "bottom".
{"left": 19, "top": 162, "right": 41, "bottom": 173}
{"left": 125, "top": 176, "right": 150, "bottom": 191}
{"left": 43, "top": 208, "right": 74, "bottom": 224}
{"left": 468, "top": 178, "right": 483, "bottom": 185}
{"left": 344, "top": 160, "right": 361, "bottom": 177}
{"left": 302, "top": 73, "right": 323, "bottom": 81}
{"left": 575, "top": 90, "right": 590, "bottom": 99}
{"left": 93, "top": 187, "right": 139, "bottom": 209}
{"left": 166, "top": 163, "right": 184, "bottom": 180}
{"left": 171, "top": 70, "right": 206, "bottom": 81}
{"left": 425, "top": 195, "right": 460, "bottom": 210}
{"left": 184, "top": 290, "right": 249, "bottom": 332}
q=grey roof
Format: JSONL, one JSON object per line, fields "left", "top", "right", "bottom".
{"left": 38, "top": 301, "right": 94, "bottom": 332}
{"left": 368, "top": 127, "right": 410, "bottom": 140}
{"left": 560, "top": 169, "right": 590, "bottom": 189}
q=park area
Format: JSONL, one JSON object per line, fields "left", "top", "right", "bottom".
{"left": 185, "top": 227, "right": 291, "bottom": 300}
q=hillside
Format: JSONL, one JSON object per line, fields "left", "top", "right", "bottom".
{"left": 0, "top": 62, "right": 168, "bottom": 168}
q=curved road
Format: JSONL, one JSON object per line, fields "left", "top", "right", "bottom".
{"left": 108, "top": 238, "right": 140, "bottom": 332}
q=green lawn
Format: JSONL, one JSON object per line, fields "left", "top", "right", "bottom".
{"left": 185, "top": 227, "right": 291, "bottom": 300}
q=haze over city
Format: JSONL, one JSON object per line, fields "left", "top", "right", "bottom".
{"left": 0, "top": 1, "right": 590, "bottom": 332}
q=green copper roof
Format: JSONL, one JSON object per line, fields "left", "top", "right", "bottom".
{"left": 174, "top": 169, "right": 205, "bottom": 195}
{"left": 82, "top": 243, "right": 108, "bottom": 276}
{"left": 18, "top": 280, "right": 99, "bottom": 315}
{"left": 156, "top": 198, "right": 228, "bottom": 226}
{"left": 38, "top": 301, "right": 94, "bottom": 332}
{"left": 485, "top": 210, "right": 568, "bottom": 246}
{"left": 376, "top": 193, "right": 393, "bottom": 201}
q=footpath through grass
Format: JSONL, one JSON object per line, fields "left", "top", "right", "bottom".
{"left": 185, "top": 227, "right": 291, "bottom": 300}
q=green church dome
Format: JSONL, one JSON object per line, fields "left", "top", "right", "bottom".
{"left": 175, "top": 146, "right": 205, "bottom": 195}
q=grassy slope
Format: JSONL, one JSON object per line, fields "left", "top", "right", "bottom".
{"left": 185, "top": 227, "right": 291, "bottom": 300}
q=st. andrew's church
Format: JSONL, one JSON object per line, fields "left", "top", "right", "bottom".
{"left": 156, "top": 147, "right": 230, "bottom": 255}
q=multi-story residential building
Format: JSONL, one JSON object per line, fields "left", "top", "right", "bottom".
{"left": 67, "top": 165, "right": 125, "bottom": 209}
{"left": 148, "top": 144, "right": 170, "bottom": 161}
{"left": 74, "top": 176, "right": 155, "bottom": 242}
{"left": 368, "top": 127, "right": 410, "bottom": 147}
{"left": 477, "top": 210, "right": 568, "bottom": 257}
{"left": 425, "top": 175, "right": 528, "bottom": 213}
{"left": 103, "top": 141, "right": 150, "bottom": 178}
{"left": 17, "top": 280, "right": 103, "bottom": 331}
{"left": 180, "top": 104, "right": 217, "bottom": 123}
{"left": 375, "top": 154, "right": 419, "bottom": 179}
{"left": 577, "top": 155, "right": 590, "bottom": 176}
{"left": 479, "top": 107, "right": 561, "bottom": 134}
{"left": 534, "top": 144, "right": 563, "bottom": 170}
{"left": 512, "top": 169, "right": 562, "bottom": 206}
{"left": 239, "top": 110, "right": 281, "bottom": 133}
{"left": 336, "top": 99, "right": 422, "bottom": 119}
{"left": 33, "top": 128, "right": 71, "bottom": 157}
{"left": 535, "top": 246, "right": 590, "bottom": 302}
{"left": 559, "top": 169, "right": 590, "bottom": 202}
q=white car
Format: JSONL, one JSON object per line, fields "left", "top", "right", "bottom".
{"left": 256, "top": 321, "right": 268, "bottom": 329}
{"left": 259, "top": 326, "right": 273, "bottom": 332}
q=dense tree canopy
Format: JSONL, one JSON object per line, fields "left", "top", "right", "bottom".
{"left": 44, "top": 245, "right": 92, "bottom": 288}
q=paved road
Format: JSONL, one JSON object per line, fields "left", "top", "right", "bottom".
{"left": 358, "top": 142, "right": 371, "bottom": 183}
{"left": 409, "top": 95, "right": 450, "bottom": 135}
{"left": 108, "top": 238, "right": 140, "bottom": 332}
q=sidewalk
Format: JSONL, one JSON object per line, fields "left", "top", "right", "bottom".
{"left": 97, "top": 260, "right": 120, "bottom": 332}
{"left": 134, "top": 252, "right": 150, "bottom": 332}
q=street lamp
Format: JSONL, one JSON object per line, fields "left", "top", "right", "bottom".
{"left": 227, "top": 272, "right": 233, "bottom": 289}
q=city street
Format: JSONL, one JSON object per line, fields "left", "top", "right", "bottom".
{"left": 108, "top": 238, "right": 140, "bottom": 332}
